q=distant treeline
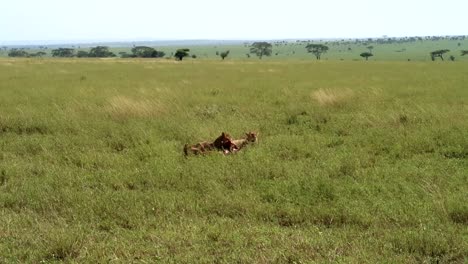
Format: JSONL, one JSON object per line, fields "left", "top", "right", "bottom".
{"left": 266, "top": 35, "right": 468, "bottom": 47}
{"left": 7, "top": 46, "right": 166, "bottom": 59}
{"left": 3, "top": 34, "right": 468, "bottom": 61}
{"left": 7, "top": 49, "right": 47, "bottom": 57}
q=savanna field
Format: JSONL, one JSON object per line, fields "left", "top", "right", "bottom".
{"left": 0, "top": 58, "right": 467, "bottom": 263}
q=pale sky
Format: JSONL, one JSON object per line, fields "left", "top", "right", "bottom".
{"left": 1, "top": 0, "right": 466, "bottom": 44}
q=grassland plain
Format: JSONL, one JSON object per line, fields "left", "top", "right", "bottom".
{"left": 0, "top": 58, "right": 467, "bottom": 263}
{"left": 168, "top": 39, "right": 468, "bottom": 61}
{"left": 2, "top": 38, "right": 468, "bottom": 61}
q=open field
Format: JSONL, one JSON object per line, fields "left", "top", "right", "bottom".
{"left": 2, "top": 38, "right": 468, "bottom": 61}
{"left": 171, "top": 39, "right": 468, "bottom": 61}
{"left": 0, "top": 58, "right": 467, "bottom": 262}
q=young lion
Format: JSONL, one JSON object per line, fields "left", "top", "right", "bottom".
{"left": 231, "top": 132, "right": 258, "bottom": 152}
{"left": 183, "top": 141, "right": 214, "bottom": 156}
{"left": 213, "top": 132, "right": 237, "bottom": 152}
{"left": 184, "top": 132, "right": 237, "bottom": 156}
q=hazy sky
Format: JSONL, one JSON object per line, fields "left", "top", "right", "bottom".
{"left": 1, "top": 0, "right": 466, "bottom": 43}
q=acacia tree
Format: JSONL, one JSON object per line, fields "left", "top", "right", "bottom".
{"left": 430, "top": 49, "right": 449, "bottom": 61}
{"left": 360, "top": 52, "right": 373, "bottom": 60}
{"left": 31, "top": 51, "right": 47, "bottom": 57}
{"left": 367, "top": 45, "right": 374, "bottom": 53}
{"left": 131, "top": 46, "right": 165, "bottom": 58}
{"left": 220, "top": 50, "right": 230, "bottom": 60}
{"left": 51, "top": 48, "right": 75, "bottom": 57}
{"left": 461, "top": 50, "right": 468, "bottom": 56}
{"left": 8, "top": 49, "right": 29, "bottom": 57}
{"left": 77, "top": 51, "right": 90, "bottom": 58}
{"left": 119, "top": 52, "right": 132, "bottom": 58}
{"left": 250, "top": 42, "right": 272, "bottom": 59}
{"left": 89, "top": 46, "right": 116, "bottom": 57}
{"left": 174, "top": 48, "right": 190, "bottom": 61}
{"left": 305, "top": 44, "right": 329, "bottom": 60}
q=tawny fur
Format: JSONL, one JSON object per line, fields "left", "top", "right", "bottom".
{"left": 231, "top": 132, "right": 258, "bottom": 152}
{"left": 184, "top": 132, "right": 237, "bottom": 156}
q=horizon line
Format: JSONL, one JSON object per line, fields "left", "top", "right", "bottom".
{"left": 2, "top": 34, "right": 467, "bottom": 46}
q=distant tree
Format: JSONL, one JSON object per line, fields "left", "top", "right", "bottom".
{"left": 131, "top": 46, "right": 165, "bottom": 58}
{"left": 430, "top": 49, "right": 449, "bottom": 61}
{"left": 360, "top": 52, "right": 373, "bottom": 60}
{"left": 461, "top": 50, "right": 468, "bottom": 56}
{"left": 246, "top": 53, "right": 250, "bottom": 58}
{"left": 174, "top": 48, "right": 190, "bottom": 61}
{"left": 449, "top": 55, "right": 455, "bottom": 61}
{"left": 119, "top": 52, "right": 133, "bottom": 58}
{"left": 305, "top": 44, "right": 329, "bottom": 60}
{"left": 8, "top": 49, "right": 29, "bottom": 57}
{"left": 367, "top": 45, "right": 374, "bottom": 53}
{"left": 191, "top": 54, "right": 197, "bottom": 59}
{"left": 51, "top": 48, "right": 75, "bottom": 57}
{"left": 220, "top": 50, "right": 230, "bottom": 60}
{"left": 155, "top": 50, "right": 165, "bottom": 58}
{"left": 89, "top": 46, "right": 116, "bottom": 57}
{"left": 250, "top": 42, "right": 272, "bottom": 59}
{"left": 76, "top": 51, "right": 90, "bottom": 58}
{"left": 215, "top": 51, "right": 219, "bottom": 56}
{"left": 30, "top": 51, "right": 47, "bottom": 57}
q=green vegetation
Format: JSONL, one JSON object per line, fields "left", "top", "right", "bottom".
{"left": 51, "top": 48, "right": 75, "bottom": 57}
{"left": 220, "top": 50, "right": 230, "bottom": 60}
{"left": 130, "top": 46, "right": 165, "bottom": 58}
{"left": 174, "top": 48, "right": 190, "bottom": 60}
{"left": 250, "top": 42, "right": 272, "bottom": 59}
{"left": 76, "top": 50, "right": 90, "bottom": 58}
{"left": 2, "top": 35, "right": 468, "bottom": 61}
{"left": 88, "top": 46, "right": 116, "bottom": 58}
{"left": 0, "top": 59, "right": 467, "bottom": 262}
{"left": 360, "top": 52, "right": 374, "bottom": 60}
{"left": 305, "top": 44, "right": 329, "bottom": 60}
{"left": 430, "top": 49, "right": 450, "bottom": 61}
{"left": 7, "top": 49, "right": 29, "bottom": 57}
{"left": 7, "top": 49, "right": 47, "bottom": 58}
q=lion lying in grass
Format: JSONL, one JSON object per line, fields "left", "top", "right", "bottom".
{"left": 231, "top": 132, "right": 258, "bottom": 153}
{"left": 184, "top": 131, "right": 258, "bottom": 156}
{"left": 184, "top": 132, "right": 238, "bottom": 156}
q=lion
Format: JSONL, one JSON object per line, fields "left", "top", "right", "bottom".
{"left": 184, "top": 132, "right": 238, "bottom": 156}
{"left": 183, "top": 141, "right": 214, "bottom": 156}
{"left": 231, "top": 132, "right": 258, "bottom": 152}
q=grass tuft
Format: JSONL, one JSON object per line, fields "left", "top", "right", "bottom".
{"left": 448, "top": 204, "right": 468, "bottom": 224}
{"left": 105, "top": 95, "right": 165, "bottom": 120}
{"left": 311, "top": 88, "right": 354, "bottom": 107}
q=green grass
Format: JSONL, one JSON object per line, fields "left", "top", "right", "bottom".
{"left": 2, "top": 38, "right": 468, "bottom": 61}
{"left": 0, "top": 58, "right": 467, "bottom": 262}
{"left": 180, "top": 39, "right": 468, "bottom": 61}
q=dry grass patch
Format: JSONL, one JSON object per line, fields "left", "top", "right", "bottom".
{"left": 105, "top": 95, "right": 165, "bottom": 120}
{"left": 311, "top": 88, "right": 354, "bottom": 107}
